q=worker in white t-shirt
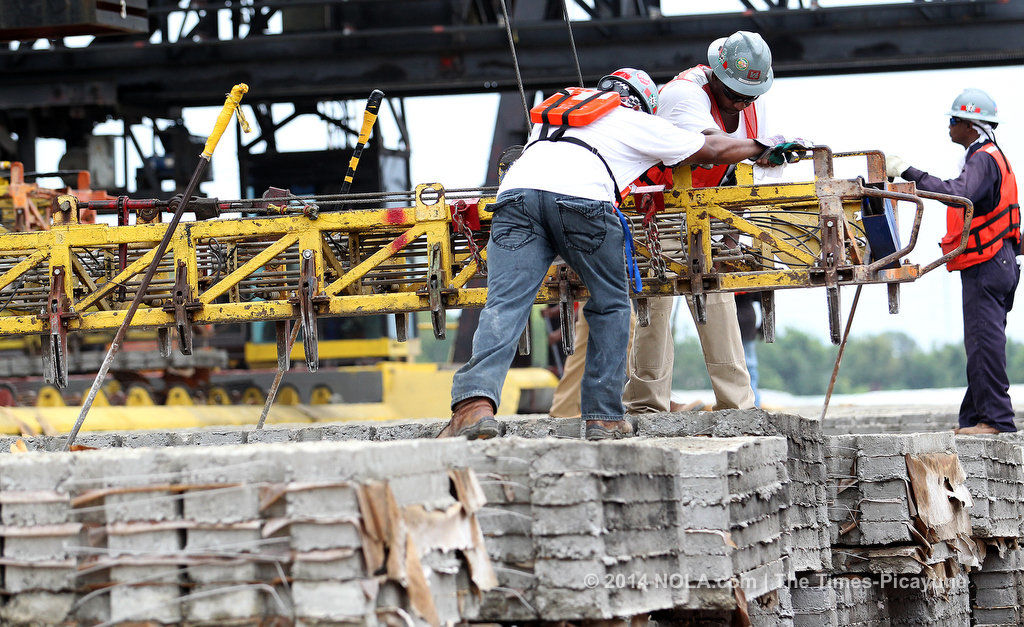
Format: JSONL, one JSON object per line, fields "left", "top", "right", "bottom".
{"left": 441, "top": 68, "right": 798, "bottom": 441}
{"left": 623, "top": 31, "right": 774, "bottom": 414}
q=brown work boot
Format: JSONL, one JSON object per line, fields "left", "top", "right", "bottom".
{"left": 438, "top": 397, "right": 499, "bottom": 440}
{"left": 955, "top": 422, "right": 1001, "bottom": 435}
{"left": 585, "top": 419, "right": 634, "bottom": 441}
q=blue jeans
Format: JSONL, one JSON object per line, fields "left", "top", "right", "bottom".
{"left": 742, "top": 338, "right": 761, "bottom": 408}
{"left": 451, "top": 188, "right": 630, "bottom": 421}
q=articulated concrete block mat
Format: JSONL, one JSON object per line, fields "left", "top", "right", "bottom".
{"left": 955, "top": 435, "right": 1024, "bottom": 539}
{"left": 4, "top": 409, "right": 1016, "bottom": 623}
{"left": 0, "top": 439, "right": 499, "bottom": 625}
{"left": 791, "top": 583, "right": 838, "bottom": 627}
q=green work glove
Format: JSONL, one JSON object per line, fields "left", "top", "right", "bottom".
{"left": 768, "top": 141, "right": 808, "bottom": 166}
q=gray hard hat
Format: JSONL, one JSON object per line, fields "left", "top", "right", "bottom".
{"left": 707, "top": 31, "right": 774, "bottom": 97}
{"left": 949, "top": 88, "right": 1000, "bottom": 124}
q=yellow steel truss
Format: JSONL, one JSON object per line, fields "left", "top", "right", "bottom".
{"left": 0, "top": 147, "right": 971, "bottom": 385}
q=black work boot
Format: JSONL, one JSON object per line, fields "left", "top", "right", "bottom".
{"left": 438, "top": 397, "right": 500, "bottom": 440}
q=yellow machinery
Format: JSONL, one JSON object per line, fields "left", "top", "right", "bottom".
{"left": 0, "top": 146, "right": 971, "bottom": 431}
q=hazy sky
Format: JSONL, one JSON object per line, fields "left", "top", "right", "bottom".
{"left": 393, "top": 65, "right": 1024, "bottom": 350}
{"left": 34, "top": 2, "right": 1024, "bottom": 350}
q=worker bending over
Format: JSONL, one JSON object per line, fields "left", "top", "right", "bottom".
{"left": 551, "top": 31, "right": 783, "bottom": 417}
{"left": 441, "top": 68, "right": 802, "bottom": 441}
{"left": 888, "top": 88, "right": 1020, "bottom": 434}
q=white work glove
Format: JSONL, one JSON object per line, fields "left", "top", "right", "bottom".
{"left": 886, "top": 155, "right": 909, "bottom": 179}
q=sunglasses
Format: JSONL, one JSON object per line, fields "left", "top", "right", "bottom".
{"left": 722, "top": 84, "right": 758, "bottom": 104}
{"left": 950, "top": 117, "right": 964, "bottom": 126}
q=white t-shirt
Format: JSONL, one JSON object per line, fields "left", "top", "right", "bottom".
{"left": 497, "top": 106, "right": 705, "bottom": 203}
{"left": 658, "top": 69, "right": 769, "bottom": 140}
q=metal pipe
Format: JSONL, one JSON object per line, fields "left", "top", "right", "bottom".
{"left": 66, "top": 84, "right": 249, "bottom": 451}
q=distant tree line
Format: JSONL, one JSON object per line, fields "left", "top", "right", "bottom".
{"left": 419, "top": 311, "right": 1024, "bottom": 397}
{"left": 673, "top": 329, "right": 1024, "bottom": 396}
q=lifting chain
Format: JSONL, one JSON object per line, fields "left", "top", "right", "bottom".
{"left": 452, "top": 200, "right": 486, "bottom": 275}
{"left": 640, "top": 193, "right": 668, "bottom": 283}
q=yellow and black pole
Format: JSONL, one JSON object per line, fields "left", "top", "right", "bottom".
{"left": 254, "top": 89, "right": 384, "bottom": 430}
{"left": 65, "top": 84, "right": 250, "bottom": 450}
{"left": 342, "top": 89, "right": 384, "bottom": 195}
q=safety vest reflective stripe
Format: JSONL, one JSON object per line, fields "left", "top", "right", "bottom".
{"left": 941, "top": 142, "right": 1021, "bottom": 271}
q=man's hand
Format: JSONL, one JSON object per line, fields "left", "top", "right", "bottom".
{"left": 885, "top": 155, "right": 909, "bottom": 180}
{"left": 755, "top": 135, "right": 810, "bottom": 166}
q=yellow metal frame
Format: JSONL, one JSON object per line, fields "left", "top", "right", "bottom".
{"left": 0, "top": 148, "right": 966, "bottom": 345}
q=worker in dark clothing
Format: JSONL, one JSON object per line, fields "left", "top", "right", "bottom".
{"left": 887, "top": 88, "right": 1020, "bottom": 434}
{"left": 734, "top": 292, "right": 762, "bottom": 407}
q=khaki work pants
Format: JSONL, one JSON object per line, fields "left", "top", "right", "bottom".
{"left": 549, "top": 293, "right": 754, "bottom": 417}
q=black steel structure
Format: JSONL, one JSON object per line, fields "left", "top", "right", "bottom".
{"left": 1, "top": 0, "right": 1023, "bottom": 188}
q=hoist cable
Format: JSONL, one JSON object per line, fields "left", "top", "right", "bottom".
{"left": 496, "top": 0, "right": 532, "bottom": 136}
{"left": 560, "top": 0, "right": 584, "bottom": 88}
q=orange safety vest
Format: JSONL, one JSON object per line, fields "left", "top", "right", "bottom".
{"left": 669, "top": 65, "right": 758, "bottom": 189}
{"left": 940, "top": 142, "right": 1021, "bottom": 271}
{"left": 628, "top": 65, "right": 760, "bottom": 193}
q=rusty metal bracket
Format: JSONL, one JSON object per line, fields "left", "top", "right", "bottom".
{"left": 157, "top": 328, "right": 171, "bottom": 358}
{"left": 427, "top": 242, "right": 446, "bottom": 340}
{"left": 292, "top": 250, "right": 326, "bottom": 371}
{"left": 395, "top": 313, "right": 408, "bottom": 342}
{"left": 557, "top": 266, "right": 575, "bottom": 356}
{"left": 635, "top": 297, "right": 650, "bottom": 328}
{"left": 689, "top": 231, "right": 707, "bottom": 325}
{"left": 163, "top": 260, "right": 201, "bottom": 355}
{"left": 51, "top": 195, "right": 79, "bottom": 226}
{"left": 116, "top": 196, "right": 129, "bottom": 301}
{"left": 517, "top": 321, "right": 531, "bottom": 356}
{"left": 275, "top": 320, "right": 291, "bottom": 371}
{"left": 41, "top": 269, "right": 73, "bottom": 388}
{"left": 760, "top": 291, "right": 775, "bottom": 343}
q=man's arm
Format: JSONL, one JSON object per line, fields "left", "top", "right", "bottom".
{"left": 681, "top": 134, "right": 763, "bottom": 166}
{"left": 903, "top": 154, "right": 998, "bottom": 204}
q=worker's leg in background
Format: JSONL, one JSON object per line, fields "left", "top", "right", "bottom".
{"left": 623, "top": 296, "right": 675, "bottom": 414}
{"left": 688, "top": 292, "right": 756, "bottom": 410}
{"left": 549, "top": 312, "right": 589, "bottom": 417}
{"left": 742, "top": 337, "right": 761, "bottom": 408}
{"left": 550, "top": 302, "right": 639, "bottom": 417}
{"left": 451, "top": 190, "right": 555, "bottom": 410}
{"left": 957, "top": 241, "right": 1019, "bottom": 432}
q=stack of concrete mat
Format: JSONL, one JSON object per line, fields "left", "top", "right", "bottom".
{"left": 833, "top": 577, "right": 889, "bottom": 626}
{"left": 0, "top": 440, "right": 497, "bottom": 626}
{"left": 668, "top": 587, "right": 794, "bottom": 627}
{"left": 827, "top": 433, "right": 959, "bottom": 547}
{"left": 673, "top": 437, "right": 790, "bottom": 611}
{"left": 467, "top": 436, "right": 792, "bottom": 622}
{"left": 955, "top": 436, "right": 1024, "bottom": 539}
{"left": 812, "top": 407, "right": 958, "bottom": 435}
{"left": 791, "top": 581, "right": 838, "bottom": 626}
{"left": 884, "top": 573, "right": 971, "bottom": 626}
{"left": 638, "top": 409, "right": 830, "bottom": 574}
{"left": 970, "top": 547, "right": 1024, "bottom": 626}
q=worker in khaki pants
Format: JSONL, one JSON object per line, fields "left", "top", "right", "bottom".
{"left": 548, "top": 293, "right": 751, "bottom": 417}
{"left": 551, "top": 31, "right": 777, "bottom": 416}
